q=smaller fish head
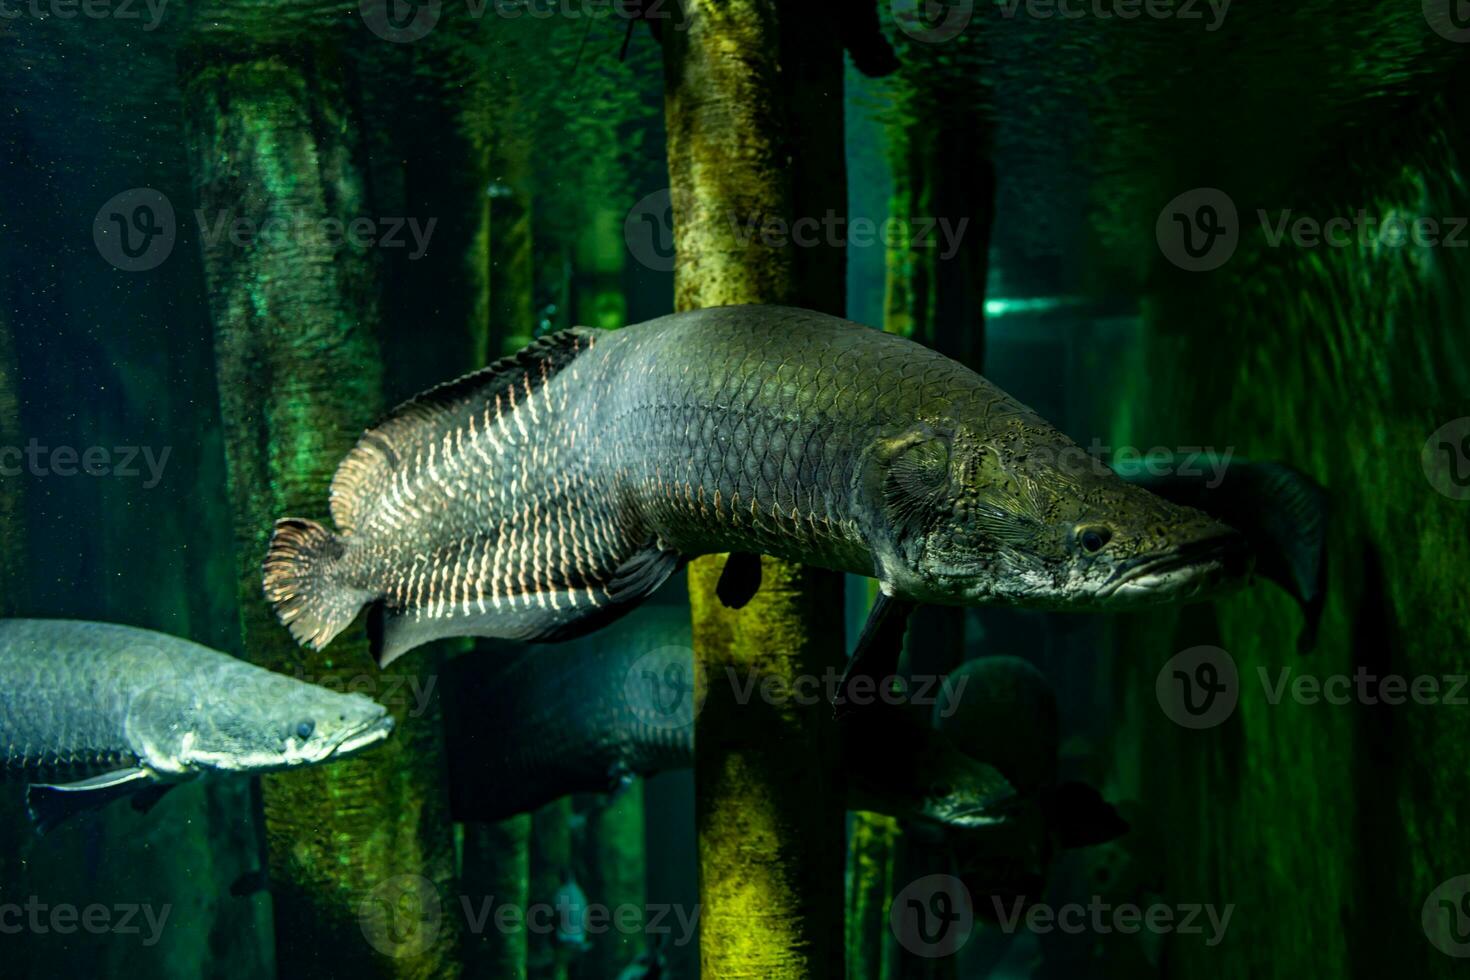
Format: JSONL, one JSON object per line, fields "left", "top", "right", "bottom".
{"left": 127, "top": 672, "right": 395, "bottom": 777}
{"left": 864, "top": 418, "right": 1251, "bottom": 609}
{"left": 912, "top": 748, "right": 1017, "bottom": 829}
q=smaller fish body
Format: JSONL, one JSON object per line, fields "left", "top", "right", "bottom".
{"left": 444, "top": 618, "right": 1017, "bottom": 830}
{"left": 0, "top": 619, "right": 395, "bottom": 834}
{"left": 934, "top": 657, "right": 1128, "bottom": 908}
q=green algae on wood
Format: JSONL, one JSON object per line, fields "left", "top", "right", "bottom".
{"left": 661, "top": 1, "right": 851, "bottom": 975}
{"left": 181, "top": 42, "right": 460, "bottom": 979}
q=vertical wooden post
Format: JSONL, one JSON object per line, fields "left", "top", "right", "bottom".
{"left": 661, "top": 1, "right": 849, "bottom": 975}
{"left": 181, "top": 40, "right": 460, "bottom": 979}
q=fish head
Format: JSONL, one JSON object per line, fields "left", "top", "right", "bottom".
{"left": 911, "top": 748, "right": 1020, "bottom": 829}
{"left": 861, "top": 413, "right": 1251, "bottom": 609}
{"left": 126, "top": 669, "right": 395, "bottom": 777}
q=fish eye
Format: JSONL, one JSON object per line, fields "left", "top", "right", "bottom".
{"left": 930, "top": 782, "right": 953, "bottom": 799}
{"left": 295, "top": 720, "right": 316, "bottom": 740}
{"left": 1077, "top": 525, "right": 1112, "bottom": 554}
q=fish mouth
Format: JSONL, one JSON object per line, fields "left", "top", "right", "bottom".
{"left": 331, "top": 713, "right": 396, "bottom": 758}
{"left": 1101, "top": 533, "right": 1252, "bottom": 603}
{"left": 942, "top": 806, "right": 1010, "bottom": 828}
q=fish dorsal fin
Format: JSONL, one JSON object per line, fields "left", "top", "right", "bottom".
{"left": 329, "top": 327, "right": 602, "bottom": 534}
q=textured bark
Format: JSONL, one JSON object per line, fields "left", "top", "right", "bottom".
{"left": 462, "top": 816, "right": 531, "bottom": 980}
{"left": 181, "top": 42, "right": 459, "bottom": 979}
{"left": 845, "top": 813, "right": 901, "bottom": 980}
{"left": 663, "top": 1, "right": 849, "bottom": 976}
{"left": 489, "top": 137, "right": 537, "bottom": 358}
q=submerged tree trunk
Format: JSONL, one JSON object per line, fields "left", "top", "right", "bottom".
{"left": 845, "top": 812, "right": 901, "bottom": 980}
{"left": 181, "top": 41, "right": 460, "bottom": 979}
{"left": 662, "top": 1, "right": 848, "bottom": 975}
{"left": 463, "top": 816, "right": 531, "bottom": 980}
{"left": 529, "top": 799, "right": 574, "bottom": 980}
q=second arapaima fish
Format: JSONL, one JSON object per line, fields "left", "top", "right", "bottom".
{"left": 265, "top": 305, "right": 1250, "bottom": 673}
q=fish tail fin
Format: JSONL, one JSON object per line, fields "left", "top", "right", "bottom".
{"left": 263, "top": 518, "right": 368, "bottom": 650}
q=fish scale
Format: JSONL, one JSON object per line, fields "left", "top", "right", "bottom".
{"left": 0, "top": 622, "right": 147, "bottom": 784}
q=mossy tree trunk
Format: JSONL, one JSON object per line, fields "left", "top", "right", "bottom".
{"left": 661, "top": 1, "right": 848, "bottom": 975}
{"left": 181, "top": 40, "right": 460, "bottom": 979}
{"left": 462, "top": 816, "right": 531, "bottom": 980}
{"left": 845, "top": 812, "right": 902, "bottom": 980}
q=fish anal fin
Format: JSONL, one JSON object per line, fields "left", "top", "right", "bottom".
{"left": 330, "top": 326, "right": 602, "bottom": 534}
{"left": 25, "top": 768, "right": 154, "bottom": 835}
{"left": 368, "top": 541, "right": 684, "bottom": 667}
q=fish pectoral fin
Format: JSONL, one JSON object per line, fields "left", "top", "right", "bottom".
{"left": 715, "top": 552, "right": 762, "bottom": 609}
{"left": 25, "top": 768, "right": 156, "bottom": 836}
{"left": 833, "top": 591, "right": 916, "bottom": 719}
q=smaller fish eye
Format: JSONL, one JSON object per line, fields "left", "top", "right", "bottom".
{"left": 296, "top": 720, "right": 316, "bottom": 740}
{"left": 1078, "top": 526, "right": 1112, "bottom": 554}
